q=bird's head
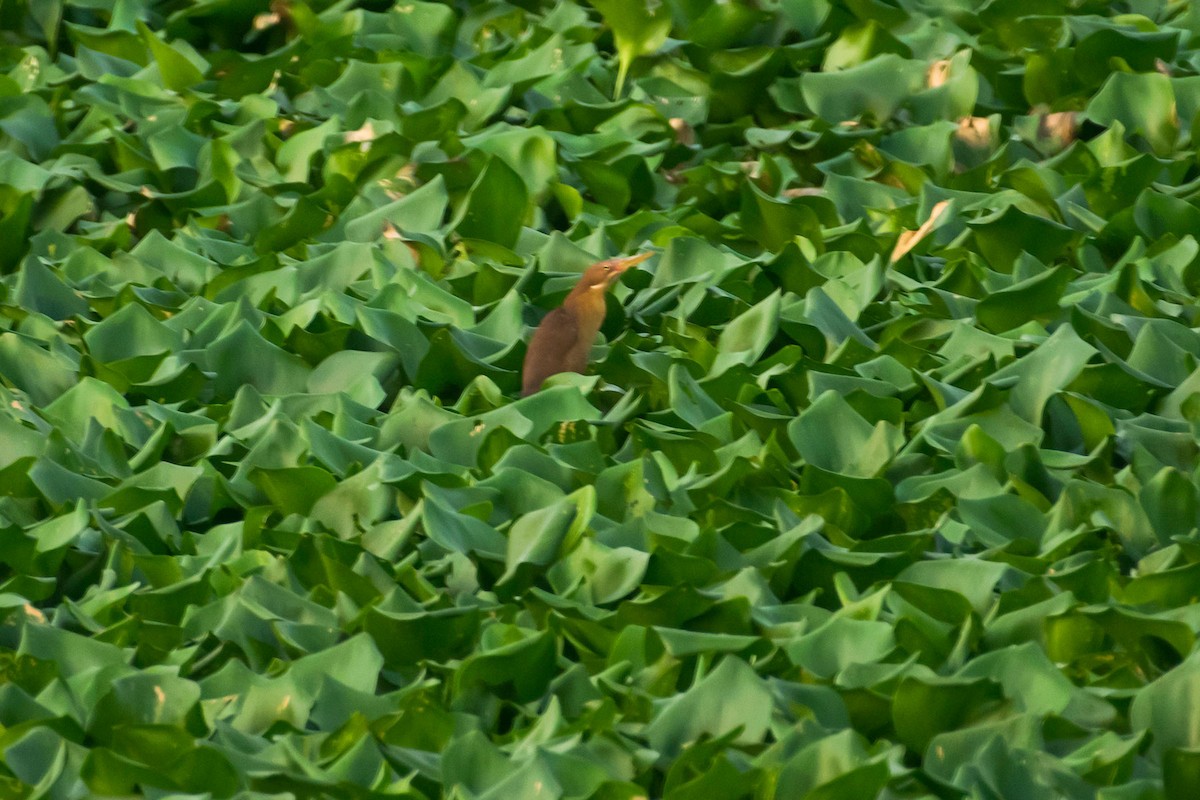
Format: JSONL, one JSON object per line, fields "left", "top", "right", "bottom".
{"left": 578, "top": 252, "right": 654, "bottom": 292}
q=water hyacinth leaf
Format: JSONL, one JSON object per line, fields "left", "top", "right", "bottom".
{"left": 249, "top": 466, "right": 337, "bottom": 515}
{"left": 343, "top": 175, "right": 449, "bottom": 241}
{"left": 548, "top": 539, "right": 649, "bottom": 603}
{"left": 771, "top": 730, "right": 890, "bottom": 800}
{"left": 365, "top": 604, "right": 482, "bottom": 667}
{"left": 1084, "top": 71, "right": 1178, "bottom": 155}
{"left": 500, "top": 486, "right": 595, "bottom": 584}
{"left": 307, "top": 350, "right": 398, "bottom": 407}
{"left": 465, "top": 126, "right": 559, "bottom": 201}
{"left": 892, "top": 675, "right": 1004, "bottom": 753}
{"left": 789, "top": 390, "right": 903, "bottom": 478}
{"left": 84, "top": 303, "right": 181, "bottom": 362}
{"left": 207, "top": 321, "right": 312, "bottom": 398}
{"left": 787, "top": 617, "right": 895, "bottom": 679}
{"left": 987, "top": 325, "right": 1096, "bottom": 425}
{"left": 740, "top": 183, "right": 824, "bottom": 253}
{"left": 483, "top": 33, "right": 593, "bottom": 90}
{"left": 42, "top": 378, "right": 131, "bottom": 444}
{"left": 0, "top": 333, "right": 77, "bottom": 405}
{"left": 5, "top": 1, "right": 1200, "bottom": 795}
{"left": 15, "top": 259, "right": 89, "bottom": 320}
{"left": 1138, "top": 467, "right": 1199, "bottom": 542}
{"left": 19, "top": 622, "right": 127, "bottom": 675}
{"left": 967, "top": 206, "right": 1075, "bottom": 271}
{"left": 0, "top": 194, "right": 34, "bottom": 270}
{"left": 276, "top": 118, "right": 339, "bottom": 184}
{"left": 975, "top": 265, "right": 1071, "bottom": 333}
{"left": 588, "top": 0, "right": 672, "bottom": 98}
{"left": 909, "top": 50, "right": 979, "bottom": 123}
{"left": 0, "top": 96, "right": 59, "bottom": 162}
{"left": 649, "top": 237, "right": 745, "bottom": 289}
{"left": 895, "top": 559, "right": 1007, "bottom": 616}
{"left": 454, "top": 156, "right": 529, "bottom": 249}
{"left": 1131, "top": 654, "right": 1200, "bottom": 758}
{"left": 137, "top": 22, "right": 206, "bottom": 91}
{"left": 454, "top": 628, "right": 558, "bottom": 703}
{"left": 1073, "top": 23, "right": 1178, "bottom": 87}
{"left": 710, "top": 291, "right": 780, "bottom": 377}
{"left": 644, "top": 657, "right": 773, "bottom": 757}
{"left": 1166, "top": 748, "right": 1200, "bottom": 800}
{"left": 801, "top": 54, "right": 926, "bottom": 123}
{"left": 956, "top": 642, "right": 1110, "bottom": 720}
{"left": 957, "top": 494, "right": 1046, "bottom": 545}
{"left": 89, "top": 673, "right": 202, "bottom": 738}
{"left": 668, "top": 363, "right": 724, "bottom": 428}
{"left": 421, "top": 493, "right": 508, "bottom": 558}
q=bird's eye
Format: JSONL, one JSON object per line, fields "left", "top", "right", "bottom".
{"left": 603, "top": 264, "right": 612, "bottom": 271}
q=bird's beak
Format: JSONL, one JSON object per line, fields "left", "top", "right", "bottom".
{"left": 608, "top": 251, "right": 653, "bottom": 280}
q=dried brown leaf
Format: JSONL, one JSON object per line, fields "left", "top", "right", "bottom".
{"left": 955, "top": 116, "right": 992, "bottom": 149}
{"left": 890, "top": 200, "right": 951, "bottom": 263}
{"left": 927, "top": 59, "right": 951, "bottom": 89}
{"left": 669, "top": 117, "right": 695, "bottom": 146}
{"left": 783, "top": 187, "right": 825, "bottom": 198}
{"left": 1038, "top": 111, "right": 1076, "bottom": 146}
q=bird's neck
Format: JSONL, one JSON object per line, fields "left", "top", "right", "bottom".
{"left": 563, "top": 289, "right": 606, "bottom": 339}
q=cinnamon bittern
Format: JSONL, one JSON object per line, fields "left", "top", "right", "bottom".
{"left": 521, "top": 252, "right": 652, "bottom": 396}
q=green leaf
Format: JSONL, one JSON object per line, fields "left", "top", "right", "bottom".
{"left": 276, "top": 118, "right": 339, "bottom": 184}
{"left": 789, "top": 390, "right": 903, "bottom": 478}
{"left": 772, "top": 730, "right": 889, "bottom": 800}
{"left": 987, "top": 325, "right": 1096, "bottom": 425}
{"left": 0, "top": 332, "right": 78, "bottom": 405}
{"left": 11, "top": 3, "right": 1200, "bottom": 792}
{"left": 137, "top": 22, "right": 206, "bottom": 91}
{"left": 15, "top": 258, "right": 90, "bottom": 320}
{"left": 343, "top": 175, "right": 448, "bottom": 241}
{"left": 710, "top": 290, "right": 780, "bottom": 377}
{"left": 84, "top": 303, "right": 181, "bottom": 362}
{"left": 786, "top": 617, "right": 894, "bottom": 679}
{"left": 454, "top": 156, "right": 529, "bottom": 249}
{"left": 1131, "top": 654, "right": 1200, "bottom": 758}
{"left": 801, "top": 54, "right": 926, "bottom": 123}
{"left": 893, "top": 675, "right": 1003, "bottom": 753}
{"left": 454, "top": 627, "right": 558, "bottom": 703}
{"left": 207, "top": 321, "right": 312, "bottom": 398}
{"left": 644, "top": 657, "right": 772, "bottom": 757}
{"left": 249, "top": 466, "right": 337, "bottom": 515}
{"left": 501, "top": 486, "right": 595, "bottom": 584}
{"left": 967, "top": 206, "right": 1075, "bottom": 271}
{"left": 365, "top": 604, "right": 482, "bottom": 667}
{"left": 42, "top": 377, "right": 131, "bottom": 444}
{"left": 588, "top": 0, "right": 672, "bottom": 98}
{"left": 1085, "top": 71, "right": 1178, "bottom": 155}
{"left": 896, "top": 558, "right": 1007, "bottom": 616}
{"left": 307, "top": 350, "right": 397, "bottom": 407}
{"left": 1166, "top": 747, "right": 1200, "bottom": 800}
{"left": 975, "top": 264, "right": 1072, "bottom": 332}
{"left": 740, "top": 182, "right": 824, "bottom": 253}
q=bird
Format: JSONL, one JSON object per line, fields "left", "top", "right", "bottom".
{"left": 521, "top": 252, "right": 652, "bottom": 396}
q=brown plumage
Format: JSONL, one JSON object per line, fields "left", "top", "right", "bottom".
{"left": 521, "top": 253, "right": 652, "bottom": 396}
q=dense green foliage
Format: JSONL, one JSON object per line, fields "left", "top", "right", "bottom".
{"left": 2, "top": 0, "right": 1200, "bottom": 796}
